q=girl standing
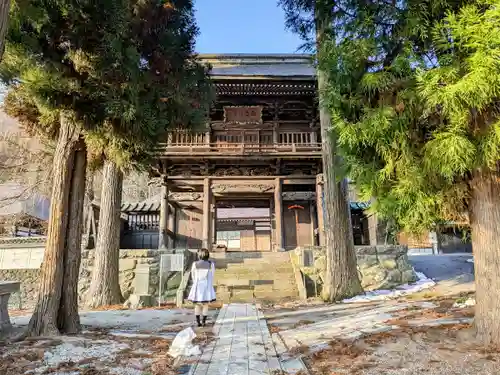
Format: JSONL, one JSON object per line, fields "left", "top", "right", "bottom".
{"left": 187, "top": 248, "right": 216, "bottom": 327}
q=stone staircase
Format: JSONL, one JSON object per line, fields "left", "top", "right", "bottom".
{"left": 185, "top": 251, "right": 300, "bottom": 304}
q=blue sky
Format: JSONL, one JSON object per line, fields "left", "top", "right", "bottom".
{"left": 194, "top": 0, "right": 303, "bottom": 54}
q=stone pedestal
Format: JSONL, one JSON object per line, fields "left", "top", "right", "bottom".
{"left": 0, "top": 281, "right": 20, "bottom": 332}
{"left": 133, "top": 264, "right": 152, "bottom": 295}
{"left": 123, "top": 294, "right": 153, "bottom": 309}
{"left": 315, "top": 174, "right": 325, "bottom": 246}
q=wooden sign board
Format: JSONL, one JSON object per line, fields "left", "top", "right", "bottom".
{"left": 224, "top": 106, "right": 263, "bottom": 124}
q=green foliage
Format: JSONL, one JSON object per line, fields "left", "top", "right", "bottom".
{"left": 1, "top": 0, "right": 213, "bottom": 169}
{"left": 315, "top": 0, "right": 500, "bottom": 233}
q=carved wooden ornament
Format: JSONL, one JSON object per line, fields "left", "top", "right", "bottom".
{"left": 223, "top": 106, "right": 263, "bottom": 124}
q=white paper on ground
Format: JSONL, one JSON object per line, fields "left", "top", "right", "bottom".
{"left": 342, "top": 270, "right": 436, "bottom": 303}
{"left": 466, "top": 258, "right": 474, "bottom": 263}
{"left": 167, "top": 327, "right": 201, "bottom": 358}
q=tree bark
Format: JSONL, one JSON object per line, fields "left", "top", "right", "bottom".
{"left": 0, "top": 0, "right": 10, "bottom": 62}
{"left": 86, "top": 159, "right": 124, "bottom": 308}
{"left": 81, "top": 170, "right": 95, "bottom": 250}
{"left": 27, "top": 111, "right": 80, "bottom": 336}
{"left": 315, "top": 2, "right": 363, "bottom": 301}
{"left": 469, "top": 168, "right": 500, "bottom": 346}
{"left": 58, "top": 142, "right": 87, "bottom": 334}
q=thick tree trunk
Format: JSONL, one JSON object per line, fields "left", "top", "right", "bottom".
{"left": 0, "top": 0, "right": 10, "bottom": 62}
{"left": 27, "top": 111, "right": 80, "bottom": 336}
{"left": 86, "top": 159, "right": 124, "bottom": 308}
{"left": 58, "top": 142, "right": 87, "bottom": 334}
{"left": 469, "top": 168, "right": 500, "bottom": 346}
{"left": 315, "top": 3, "right": 363, "bottom": 301}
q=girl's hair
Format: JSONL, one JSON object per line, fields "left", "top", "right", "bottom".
{"left": 199, "top": 248, "right": 210, "bottom": 261}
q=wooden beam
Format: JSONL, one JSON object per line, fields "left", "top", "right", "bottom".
{"left": 158, "top": 181, "right": 169, "bottom": 249}
{"left": 202, "top": 177, "right": 212, "bottom": 250}
{"left": 282, "top": 178, "right": 316, "bottom": 185}
{"left": 167, "top": 205, "right": 176, "bottom": 249}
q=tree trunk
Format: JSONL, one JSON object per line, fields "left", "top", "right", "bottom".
{"left": 315, "top": 3, "right": 363, "bottom": 301}
{"left": 58, "top": 142, "right": 87, "bottom": 334}
{"left": 0, "top": 0, "right": 10, "bottom": 62}
{"left": 86, "top": 159, "right": 124, "bottom": 308}
{"left": 27, "top": 111, "right": 80, "bottom": 336}
{"left": 81, "top": 170, "right": 95, "bottom": 250}
{"left": 469, "top": 168, "right": 500, "bottom": 346}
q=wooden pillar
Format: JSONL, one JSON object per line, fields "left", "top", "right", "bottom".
{"left": 311, "top": 130, "right": 317, "bottom": 144}
{"left": 211, "top": 202, "right": 216, "bottom": 247}
{"left": 158, "top": 181, "right": 169, "bottom": 249}
{"left": 316, "top": 174, "right": 325, "bottom": 246}
{"left": 202, "top": 177, "right": 212, "bottom": 250}
{"left": 310, "top": 202, "right": 317, "bottom": 246}
{"left": 205, "top": 129, "right": 211, "bottom": 145}
{"left": 274, "top": 177, "right": 283, "bottom": 251}
{"left": 167, "top": 205, "right": 176, "bottom": 249}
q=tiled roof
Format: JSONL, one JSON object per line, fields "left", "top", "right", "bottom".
{"left": 199, "top": 54, "right": 316, "bottom": 79}
{"left": 121, "top": 201, "right": 160, "bottom": 213}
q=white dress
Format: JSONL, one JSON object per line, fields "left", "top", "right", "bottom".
{"left": 187, "top": 260, "right": 216, "bottom": 303}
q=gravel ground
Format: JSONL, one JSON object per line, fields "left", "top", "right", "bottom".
{"left": 361, "top": 328, "right": 498, "bottom": 375}
{"left": 305, "top": 324, "right": 500, "bottom": 375}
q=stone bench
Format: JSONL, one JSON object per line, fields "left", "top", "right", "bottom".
{"left": 0, "top": 281, "right": 20, "bottom": 332}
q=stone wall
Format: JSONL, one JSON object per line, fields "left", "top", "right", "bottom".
{"left": 0, "top": 248, "right": 194, "bottom": 310}
{"left": 79, "top": 249, "right": 162, "bottom": 305}
{"left": 293, "top": 245, "right": 418, "bottom": 296}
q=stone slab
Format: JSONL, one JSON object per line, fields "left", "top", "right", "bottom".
{"left": 118, "top": 259, "right": 137, "bottom": 271}
{"left": 190, "top": 303, "right": 284, "bottom": 375}
{"left": 0, "top": 281, "right": 21, "bottom": 295}
{"left": 0, "top": 248, "right": 45, "bottom": 270}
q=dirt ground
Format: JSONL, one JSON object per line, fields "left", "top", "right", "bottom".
{"left": 1, "top": 307, "right": 219, "bottom": 375}
{"left": 303, "top": 323, "right": 500, "bottom": 375}
{"left": 0, "top": 325, "right": 215, "bottom": 375}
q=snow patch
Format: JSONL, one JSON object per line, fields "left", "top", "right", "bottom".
{"left": 43, "top": 339, "right": 129, "bottom": 367}
{"left": 342, "top": 271, "right": 436, "bottom": 303}
{"left": 453, "top": 298, "right": 476, "bottom": 308}
{"left": 466, "top": 258, "right": 474, "bottom": 263}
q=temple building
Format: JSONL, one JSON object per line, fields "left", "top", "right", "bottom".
{"left": 121, "top": 54, "right": 375, "bottom": 252}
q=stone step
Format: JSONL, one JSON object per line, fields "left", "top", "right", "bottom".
{"left": 230, "top": 290, "right": 255, "bottom": 300}
{"left": 215, "top": 280, "right": 296, "bottom": 288}
{"left": 211, "top": 251, "right": 290, "bottom": 258}
{"left": 214, "top": 274, "right": 296, "bottom": 283}
{"left": 224, "top": 265, "right": 294, "bottom": 272}
{"left": 186, "top": 251, "right": 300, "bottom": 304}
{"left": 254, "top": 292, "right": 298, "bottom": 300}
{"left": 215, "top": 269, "right": 294, "bottom": 276}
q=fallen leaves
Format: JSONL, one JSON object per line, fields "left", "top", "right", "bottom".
{"left": 269, "top": 324, "right": 281, "bottom": 333}
{"left": 303, "top": 321, "right": 482, "bottom": 375}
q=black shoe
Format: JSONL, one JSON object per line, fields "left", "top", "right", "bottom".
{"left": 202, "top": 316, "right": 207, "bottom": 327}
{"left": 196, "top": 315, "right": 202, "bottom": 327}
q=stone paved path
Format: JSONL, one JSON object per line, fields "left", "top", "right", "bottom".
{"left": 189, "top": 303, "right": 283, "bottom": 375}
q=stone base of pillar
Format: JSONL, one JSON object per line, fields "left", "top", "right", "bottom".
{"left": 123, "top": 294, "right": 154, "bottom": 309}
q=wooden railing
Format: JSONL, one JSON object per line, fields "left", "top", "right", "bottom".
{"left": 155, "top": 142, "right": 322, "bottom": 155}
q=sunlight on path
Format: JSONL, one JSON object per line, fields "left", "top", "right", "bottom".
{"left": 189, "top": 303, "right": 283, "bottom": 375}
